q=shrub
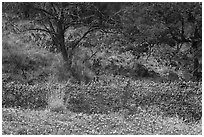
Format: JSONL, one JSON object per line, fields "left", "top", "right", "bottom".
{"left": 46, "top": 82, "right": 66, "bottom": 113}
{"left": 49, "top": 55, "right": 73, "bottom": 82}
{"left": 2, "top": 81, "right": 48, "bottom": 109}
{"left": 2, "top": 39, "right": 56, "bottom": 84}
{"left": 134, "top": 63, "right": 150, "bottom": 77}
{"left": 63, "top": 78, "right": 131, "bottom": 114}
{"left": 71, "top": 47, "right": 96, "bottom": 84}
{"left": 62, "top": 76, "right": 202, "bottom": 123}
{"left": 48, "top": 100, "right": 66, "bottom": 113}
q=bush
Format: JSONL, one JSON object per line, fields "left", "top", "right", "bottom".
{"left": 63, "top": 77, "right": 202, "bottom": 123}
{"left": 48, "top": 54, "right": 73, "bottom": 82}
{"left": 63, "top": 78, "right": 132, "bottom": 114}
{"left": 2, "top": 81, "right": 49, "bottom": 109}
{"left": 2, "top": 39, "right": 56, "bottom": 84}
{"left": 46, "top": 82, "right": 67, "bottom": 113}
{"left": 48, "top": 100, "right": 66, "bottom": 113}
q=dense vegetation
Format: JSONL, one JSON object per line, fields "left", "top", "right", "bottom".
{"left": 2, "top": 2, "right": 202, "bottom": 135}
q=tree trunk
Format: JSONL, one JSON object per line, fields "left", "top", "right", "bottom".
{"left": 52, "top": 21, "right": 97, "bottom": 83}
{"left": 192, "top": 41, "right": 199, "bottom": 82}
{"left": 56, "top": 21, "right": 68, "bottom": 62}
{"left": 193, "top": 58, "right": 199, "bottom": 82}
{"left": 49, "top": 21, "right": 75, "bottom": 80}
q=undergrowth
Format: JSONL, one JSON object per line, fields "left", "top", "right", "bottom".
{"left": 2, "top": 106, "right": 202, "bottom": 135}
{"left": 2, "top": 75, "right": 202, "bottom": 135}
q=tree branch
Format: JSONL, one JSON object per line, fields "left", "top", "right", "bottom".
{"left": 33, "top": 7, "right": 58, "bottom": 20}
{"left": 82, "top": 49, "right": 99, "bottom": 64}
{"left": 42, "top": 23, "right": 51, "bottom": 32}
{"left": 71, "top": 26, "right": 100, "bottom": 50}
{"left": 21, "top": 28, "right": 54, "bottom": 35}
{"left": 50, "top": 3, "right": 58, "bottom": 15}
{"left": 64, "top": 21, "right": 83, "bottom": 30}
{"left": 167, "top": 26, "right": 191, "bottom": 43}
{"left": 47, "top": 19, "right": 56, "bottom": 34}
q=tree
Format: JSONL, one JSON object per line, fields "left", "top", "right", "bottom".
{"left": 3, "top": 2, "right": 122, "bottom": 64}
{"left": 120, "top": 2, "right": 202, "bottom": 81}
{"left": 153, "top": 2, "right": 202, "bottom": 81}
{"left": 2, "top": 2, "right": 126, "bottom": 82}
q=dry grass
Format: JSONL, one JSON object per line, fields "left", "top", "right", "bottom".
{"left": 2, "top": 77, "right": 202, "bottom": 135}
{"left": 2, "top": 107, "right": 202, "bottom": 135}
{"left": 46, "top": 82, "right": 66, "bottom": 113}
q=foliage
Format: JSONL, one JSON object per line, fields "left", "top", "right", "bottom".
{"left": 46, "top": 82, "right": 67, "bottom": 113}
{"left": 3, "top": 2, "right": 201, "bottom": 81}
{"left": 2, "top": 2, "right": 124, "bottom": 62}
{"left": 63, "top": 76, "right": 202, "bottom": 123}
{"left": 2, "top": 73, "right": 202, "bottom": 135}
{"left": 2, "top": 89, "right": 202, "bottom": 135}
{"left": 48, "top": 54, "right": 72, "bottom": 82}
{"left": 119, "top": 2, "right": 202, "bottom": 81}
{"left": 2, "top": 2, "right": 202, "bottom": 135}
{"left": 2, "top": 37, "right": 57, "bottom": 84}
{"left": 2, "top": 81, "right": 49, "bottom": 109}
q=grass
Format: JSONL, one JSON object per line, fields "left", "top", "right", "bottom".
{"left": 46, "top": 82, "right": 66, "bottom": 113}
{"left": 2, "top": 17, "right": 201, "bottom": 135}
{"left": 2, "top": 107, "right": 201, "bottom": 135}
{"left": 2, "top": 76, "right": 202, "bottom": 135}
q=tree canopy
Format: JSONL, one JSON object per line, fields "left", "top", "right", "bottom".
{"left": 2, "top": 2, "right": 202, "bottom": 82}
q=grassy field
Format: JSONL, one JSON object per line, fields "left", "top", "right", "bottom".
{"left": 2, "top": 107, "right": 202, "bottom": 135}
{"left": 2, "top": 79, "right": 202, "bottom": 135}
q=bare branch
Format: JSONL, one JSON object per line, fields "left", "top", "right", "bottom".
{"left": 91, "top": 3, "right": 127, "bottom": 27}
{"left": 71, "top": 26, "right": 100, "bottom": 50}
{"left": 50, "top": 3, "right": 58, "bottom": 15}
{"left": 99, "top": 28, "right": 120, "bottom": 34}
{"left": 33, "top": 6, "right": 58, "bottom": 20}
{"left": 21, "top": 28, "right": 55, "bottom": 35}
{"left": 47, "top": 19, "right": 56, "bottom": 34}
{"left": 64, "top": 21, "right": 83, "bottom": 30}
{"left": 42, "top": 23, "right": 56, "bottom": 36}
{"left": 82, "top": 49, "right": 99, "bottom": 64}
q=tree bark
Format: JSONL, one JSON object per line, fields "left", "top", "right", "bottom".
{"left": 56, "top": 21, "right": 68, "bottom": 61}
{"left": 192, "top": 41, "right": 199, "bottom": 82}
{"left": 49, "top": 20, "right": 74, "bottom": 78}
